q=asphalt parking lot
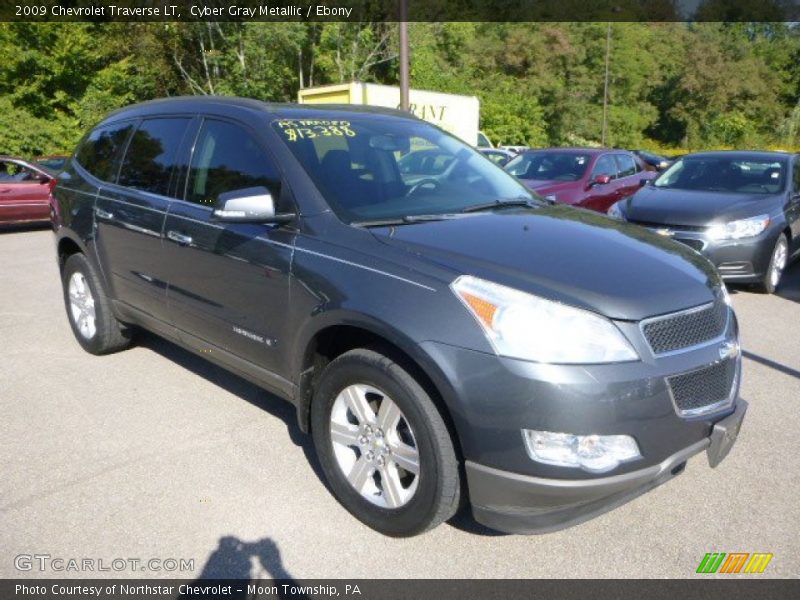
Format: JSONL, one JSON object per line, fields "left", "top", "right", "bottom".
{"left": 1, "top": 227, "right": 799, "bottom": 579}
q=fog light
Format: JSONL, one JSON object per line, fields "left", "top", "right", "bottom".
{"left": 522, "top": 430, "right": 641, "bottom": 473}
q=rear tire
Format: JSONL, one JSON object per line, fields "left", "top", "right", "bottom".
{"left": 311, "top": 348, "right": 460, "bottom": 537}
{"left": 758, "top": 233, "right": 788, "bottom": 294}
{"left": 61, "top": 253, "right": 132, "bottom": 355}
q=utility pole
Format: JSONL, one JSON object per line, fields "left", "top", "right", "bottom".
{"left": 399, "top": 0, "right": 410, "bottom": 111}
{"left": 601, "top": 22, "right": 611, "bottom": 146}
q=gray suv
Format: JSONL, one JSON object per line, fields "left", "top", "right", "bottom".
{"left": 52, "top": 97, "right": 746, "bottom": 536}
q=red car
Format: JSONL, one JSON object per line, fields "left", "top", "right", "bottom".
{"left": 505, "top": 148, "right": 656, "bottom": 213}
{"left": 0, "top": 156, "right": 56, "bottom": 226}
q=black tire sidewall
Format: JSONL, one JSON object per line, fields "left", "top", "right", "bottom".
{"left": 61, "top": 254, "right": 117, "bottom": 354}
{"left": 311, "top": 350, "right": 453, "bottom": 537}
{"left": 762, "top": 234, "right": 788, "bottom": 294}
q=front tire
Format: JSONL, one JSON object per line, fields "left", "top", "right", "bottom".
{"left": 311, "top": 348, "right": 460, "bottom": 537}
{"left": 61, "top": 253, "right": 131, "bottom": 354}
{"left": 758, "top": 233, "right": 788, "bottom": 294}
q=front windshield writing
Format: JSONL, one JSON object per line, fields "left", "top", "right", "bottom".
{"left": 272, "top": 116, "right": 534, "bottom": 223}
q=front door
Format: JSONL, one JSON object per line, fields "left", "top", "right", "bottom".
{"left": 789, "top": 157, "right": 800, "bottom": 254}
{"left": 162, "top": 117, "right": 295, "bottom": 377}
{"left": 613, "top": 153, "right": 644, "bottom": 201}
{"left": 582, "top": 154, "right": 622, "bottom": 212}
{"left": 0, "top": 159, "right": 51, "bottom": 224}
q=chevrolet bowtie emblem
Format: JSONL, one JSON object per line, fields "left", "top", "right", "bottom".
{"left": 719, "top": 341, "right": 739, "bottom": 361}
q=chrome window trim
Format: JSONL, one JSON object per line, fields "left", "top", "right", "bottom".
{"left": 58, "top": 185, "right": 436, "bottom": 292}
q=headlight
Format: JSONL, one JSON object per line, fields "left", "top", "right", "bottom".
{"left": 707, "top": 215, "right": 770, "bottom": 240}
{"left": 607, "top": 202, "right": 624, "bottom": 219}
{"left": 451, "top": 276, "right": 638, "bottom": 364}
{"left": 522, "top": 430, "right": 641, "bottom": 473}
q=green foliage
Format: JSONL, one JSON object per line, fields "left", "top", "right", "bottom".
{"left": 1, "top": 22, "right": 799, "bottom": 157}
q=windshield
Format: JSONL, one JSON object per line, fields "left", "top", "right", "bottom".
{"left": 272, "top": 116, "right": 535, "bottom": 223}
{"left": 654, "top": 156, "right": 787, "bottom": 194}
{"left": 505, "top": 152, "right": 591, "bottom": 182}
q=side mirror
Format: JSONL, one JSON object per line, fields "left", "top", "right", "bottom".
{"left": 639, "top": 178, "right": 650, "bottom": 187}
{"left": 591, "top": 174, "right": 611, "bottom": 186}
{"left": 211, "top": 186, "right": 294, "bottom": 224}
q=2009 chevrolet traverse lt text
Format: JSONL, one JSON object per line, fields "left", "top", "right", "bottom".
{"left": 51, "top": 98, "right": 747, "bottom": 537}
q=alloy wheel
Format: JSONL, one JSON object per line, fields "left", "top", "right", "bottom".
{"left": 329, "top": 383, "right": 420, "bottom": 509}
{"left": 771, "top": 238, "right": 788, "bottom": 288}
{"left": 68, "top": 272, "right": 97, "bottom": 340}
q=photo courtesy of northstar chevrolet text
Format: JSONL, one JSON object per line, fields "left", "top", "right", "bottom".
{"left": 1, "top": 0, "right": 799, "bottom": 595}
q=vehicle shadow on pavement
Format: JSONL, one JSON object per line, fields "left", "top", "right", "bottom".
{"left": 0, "top": 223, "right": 51, "bottom": 234}
{"left": 446, "top": 510, "right": 508, "bottom": 537}
{"left": 138, "top": 331, "right": 508, "bottom": 537}
{"left": 136, "top": 332, "right": 328, "bottom": 490}
{"left": 180, "top": 535, "right": 309, "bottom": 595}
{"left": 742, "top": 350, "right": 800, "bottom": 381}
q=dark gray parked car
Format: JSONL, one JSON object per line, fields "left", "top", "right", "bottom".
{"left": 52, "top": 97, "right": 746, "bottom": 537}
{"left": 609, "top": 151, "right": 800, "bottom": 293}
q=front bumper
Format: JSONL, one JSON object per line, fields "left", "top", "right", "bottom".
{"left": 467, "top": 399, "right": 747, "bottom": 534}
{"left": 643, "top": 227, "right": 775, "bottom": 283}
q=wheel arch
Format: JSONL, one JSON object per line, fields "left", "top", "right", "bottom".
{"left": 292, "top": 314, "right": 465, "bottom": 462}
{"left": 56, "top": 231, "right": 88, "bottom": 270}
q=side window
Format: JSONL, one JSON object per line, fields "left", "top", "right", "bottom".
{"left": 794, "top": 159, "right": 800, "bottom": 194}
{"left": 591, "top": 155, "right": 618, "bottom": 179}
{"left": 117, "top": 118, "right": 190, "bottom": 196}
{"left": 186, "top": 119, "right": 280, "bottom": 207}
{"left": 615, "top": 154, "right": 637, "bottom": 178}
{"left": 505, "top": 154, "right": 532, "bottom": 177}
{"left": 75, "top": 122, "right": 134, "bottom": 182}
{"left": 0, "top": 160, "right": 39, "bottom": 183}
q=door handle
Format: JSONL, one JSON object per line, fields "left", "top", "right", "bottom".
{"left": 167, "top": 230, "right": 193, "bottom": 246}
{"left": 95, "top": 208, "right": 114, "bottom": 220}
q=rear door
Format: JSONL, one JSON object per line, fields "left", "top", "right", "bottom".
{"left": 94, "top": 117, "right": 194, "bottom": 323}
{"left": 0, "top": 159, "right": 51, "bottom": 224}
{"left": 613, "top": 152, "right": 643, "bottom": 200}
{"left": 162, "top": 117, "right": 295, "bottom": 376}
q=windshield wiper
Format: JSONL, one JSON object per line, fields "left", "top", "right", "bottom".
{"left": 460, "top": 198, "right": 541, "bottom": 213}
{"left": 352, "top": 214, "right": 458, "bottom": 228}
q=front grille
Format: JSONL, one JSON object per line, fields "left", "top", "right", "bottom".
{"left": 667, "top": 358, "right": 737, "bottom": 415}
{"left": 629, "top": 219, "right": 707, "bottom": 233}
{"left": 641, "top": 299, "right": 728, "bottom": 355}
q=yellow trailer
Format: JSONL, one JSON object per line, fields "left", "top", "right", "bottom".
{"left": 297, "top": 82, "right": 486, "bottom": 146}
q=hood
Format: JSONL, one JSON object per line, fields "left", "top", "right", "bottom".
{"left": 370, "top": 206, "right": 719, "bottom": 321}
{"left": 622, "top": 186, "right": 783, "bottom": 227}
